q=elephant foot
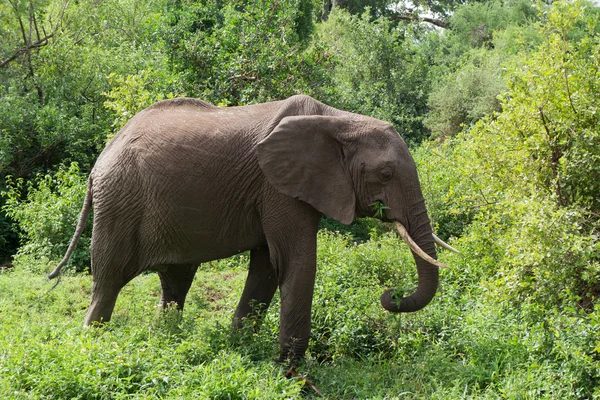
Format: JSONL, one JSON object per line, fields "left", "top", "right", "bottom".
{"left": 82, "top": 319, "right": 110, "bottom": 328}
{"left": 284, "top": 366, "right": 322, "bottom": 397}
{"left": 278, "top": 335, "right": 309, "bottom": 366}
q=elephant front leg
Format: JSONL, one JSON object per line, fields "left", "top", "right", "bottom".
{"left": 233, "top": 245, "right": 278, "bottom": 329}
{"left": 158, "top": 264, "right": 199, "bottom": 310}
{"left": 277, "top": 259, "right": 317, "bottom": 364}
{"left": 261, "top": 194, "right": 322, "bottom": 364}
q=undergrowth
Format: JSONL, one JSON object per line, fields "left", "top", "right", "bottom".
{"left": 1, "top": 230, "right": 598, "bottom": 399}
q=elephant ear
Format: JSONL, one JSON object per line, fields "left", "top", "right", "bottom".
{"left": 257, "top": 115, "right": 356, "bottom": 225}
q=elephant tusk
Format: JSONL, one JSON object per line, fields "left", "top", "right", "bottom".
{"left": 432, "top": 233, "right": 460, "bottom": 254}
{"left": 395, "top": 222, "right": 448, "bottom": 268}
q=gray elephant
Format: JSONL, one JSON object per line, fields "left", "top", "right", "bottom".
{"left": 49, "top": 95, "right": 455, "bottom": 363}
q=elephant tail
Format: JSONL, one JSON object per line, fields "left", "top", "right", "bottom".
{"left": 47, "top": 177, "right": 93, "bottom": 280}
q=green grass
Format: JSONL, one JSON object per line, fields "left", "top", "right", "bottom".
{"left": 1, "top": 231, "right": 598, "bottom": 399}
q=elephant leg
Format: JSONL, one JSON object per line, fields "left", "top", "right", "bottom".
{"left": 261, "top": 198, "right": 321, "bottom": 364}
{"left": 232, "top": 245, "right": 278, "bottom": 329}
{"left": 158, "top": 264, "right": 198, "bottom": 310}
{"left": 84, "top": 277, "right": 130, "bottom": 326}
{"left": 276, "top": 255, "right": 317, "bottom": 364}
{"left": 84, "top": 232, "right": 143, "bottom": 326}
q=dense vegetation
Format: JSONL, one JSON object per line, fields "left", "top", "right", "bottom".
{"left": 1, "top": 0, "right": 599, "bottom": 397}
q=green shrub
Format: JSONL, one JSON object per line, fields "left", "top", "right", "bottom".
{"left": 0, "top": 207, "right": 18, "bottom": 264}
{"left": 3, "top": 163, "right": 90, "bottom": 274}
{"left": 310, "top": 230, "right": 425, "bottom": 361}
{"left": 316, "top": 9, "right": 431, "bottom": 144}
{"left": 162, "top": 0, "right": 328, "bottom": 106}
{"left": 418, "top": 0, "right": 600, "bottom": 311}
{"left": 413, "top": 141, "right": 476, "bottom": 242}
{"left": 448, "top": 0, "right": 537, "bottom": 51}
{"left": 0, "top": 224, "right": 597, "bottom": 398}
{"left": 318, "top": 216, "right": 389, "bottom": 243}
{"left": 424, "top": 50, "right": 505, "bottom": 139}
{"left": 1, "top": 1, "right": 599, "bottom": 397}
{"left": 103, "top": 71, "right": 180, "bottom": 141}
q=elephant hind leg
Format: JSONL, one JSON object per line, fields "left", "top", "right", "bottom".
{"left": 84, "top": 277, "right": 131, "bottom": 326}
{"left": 157, "top": 264, "right": 199, "bottom": 310}
{"left": 233, "top": 245, "right": 278, "bottom": 329}
{"left": 85, "top": 217, "right": 148, "bottom": 326}
{"left": 85, "top": 243, "right": 143, "bottom": 326}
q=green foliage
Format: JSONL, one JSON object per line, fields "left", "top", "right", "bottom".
{"left": 317, "top": 9, "right": 431, "bottom": 143}
{"left": 0, "top": 0, "right": 174, "bottom": 177}
{"left": 407, "top": 0, "right": 485, "bottom": 18}
{"left": 327, "top": 0, "right": 392, "bottom": 16}
{"left": 418, "top": 0, "right": 600, "bottom": 314}
{"left": 422, "top": 0, "right": 544, "bottom": 140}
{"left": 3, "top": 163, "right": 90, "bottom": 274}
{"left": 311, "top": 230, "right": 417, "bottom": 361}
{"left": 103, "top": 71, "right": 181, "bottom": 140}
{"left": 0, "top": 0, "right": 181, "bottom": 259}
{"left": 425, "top": 50, "right": 505, "bottom": 139}
{"left": 409, "top": 5, "right": 600, "bottom": 395}
{"left": 369, "top": 200, "right": 390, "bottom": 218}
{"left": 162, "top": 0, "right": 329, "bottom": 105}
{"left": 498, "top": 0, "right": 600, "bottom": 211}
{"left": 319, "top": 216, "right": 389, "bottom": 242}
{"left": 0, "top": 266, "right": 304, "bottom": 398}
{"left": 1, "top": 229, "right": 598, "bottom": 398}
{"left": 1, "top": 0, "right": 600, "bottom": 397}
{"left": 0, "top": 210, "right": 18, "bottom": 264}
{"left": 413, "top": 142, "right": 475, "bottom": 241}
{"left": 448, "top": 0, "right": 537, "bottom": 52}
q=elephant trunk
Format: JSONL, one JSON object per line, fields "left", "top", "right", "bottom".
{"left": 380, "top": 206, "right": 440, "bottom": 313}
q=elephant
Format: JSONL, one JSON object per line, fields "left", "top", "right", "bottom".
{"left": 48, "top": 94, "right": 456, "bottom": 364}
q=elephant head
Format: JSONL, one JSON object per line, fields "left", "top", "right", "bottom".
{"left": 257, "top": 115, "right": 455, "bottom": 313}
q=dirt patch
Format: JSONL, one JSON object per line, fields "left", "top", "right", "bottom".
{"left": 222, "top": 272, "right": 239, "bottom": 281}
{"left": 205, "top": 287, "right": 226, "bottom": 303}
{"left": 199, "top": 286, "right": 228, "bottom": 311}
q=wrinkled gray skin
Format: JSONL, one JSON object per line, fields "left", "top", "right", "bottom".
{"left": 55, "top": 95, "right": 438, "bottom": 363}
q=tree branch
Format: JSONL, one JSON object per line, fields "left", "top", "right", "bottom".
{"left": 0, "top": 33, "right": 54, "bottom": 68}
{"left": 284, "top": 366, "right": 322, "bottom": 397}
{"left": 226, "top": 74, "right": 258, "bottom": 82}
{"left": 388, "top": 11, "right": 448, "bottom": 29}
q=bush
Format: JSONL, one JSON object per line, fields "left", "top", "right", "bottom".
{"left": 419, "top": 0, "right": 600, "bottom": 309}
{"left": 424, "top": 50, "right": 505, "bottom": 139}
{"left": 448, "top": 0, "right": 537, "bottom": 51}
{"left": 316, "top": 9, "right": 431, "bottom": 144}
{"left": 318, "top": 216, "right": 389, "bottom": 243}
{"left": 310, "top": 229, "right": 423, "bottom": 361}
{"left": 0, "top": 207, "right": 18, "bottom": 264}
{"left": 103, "top": 71, "right": 181, "bottom": 141}
{"left": 0, "top": 0, "right": 181, "bottom": 261}
{"left": 162, "top": 0, "right": 328, "bottom": 106}
{"left": 3, "top": 163, "right": 90, "bottom": 274}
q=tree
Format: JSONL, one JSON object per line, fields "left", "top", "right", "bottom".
{"left": 317, "top": 9, "right": 431, "bottom": 143}
{"left": 419, "top": 0, "right": 600, "bottom": 311}
{"left": 0, "top": 0, "right": 177, "bottom": 262}
{"left": 425, "top": 50, "right": 505, "bottom": 139}
{"left": 162, "top": 0, "right": 328, "bottom": 105}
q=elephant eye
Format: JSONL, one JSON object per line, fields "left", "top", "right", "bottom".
{"left": 380, "top": 168, "right": 393, "bottom": 182}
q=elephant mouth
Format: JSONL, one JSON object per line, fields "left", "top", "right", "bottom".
{"left": 394, "top": 221, "right": 458, "bottom": 268}
{"left": 368, "top": 199, "right": 390, "bottom": 220}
